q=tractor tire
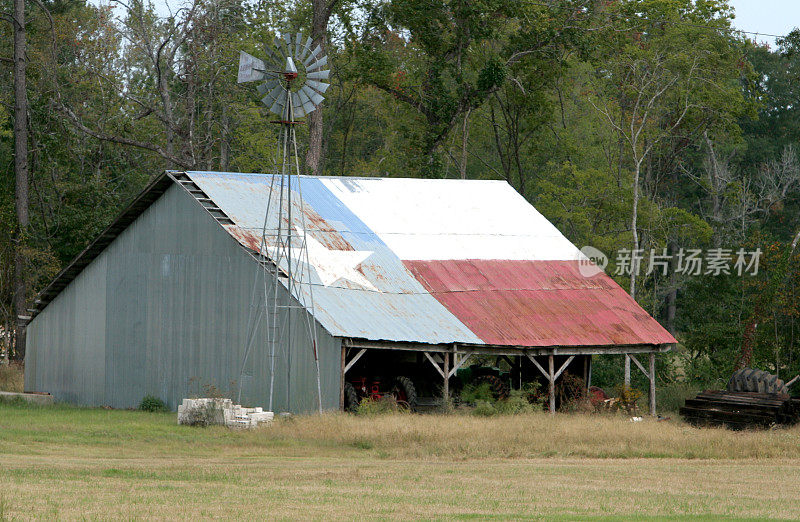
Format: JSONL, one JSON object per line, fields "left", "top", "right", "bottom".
{"left": 391, "top": 376, "right": 417, "bottom": 411}
{"left": 343, "top": 382, "right": 360, "bottom": 413}
{"left": 727, "top": 368, "right": 788, "bottom": 395}
{"left": 474, "top": 374, "right": 510, "bottom": 400}
{"left": 734, "top": 368, "right": 755, "bottom": 391}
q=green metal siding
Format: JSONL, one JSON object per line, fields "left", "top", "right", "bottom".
{"left": 26, "top": 184, "right": 341, "bottom": 413}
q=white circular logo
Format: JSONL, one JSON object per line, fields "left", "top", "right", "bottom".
{"left": 577, "top": 246, "right": 608, "bottom": 277}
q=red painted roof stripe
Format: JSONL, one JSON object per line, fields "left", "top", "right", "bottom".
{"left": 404, "top": 259, "right": 676, "bottom": 347}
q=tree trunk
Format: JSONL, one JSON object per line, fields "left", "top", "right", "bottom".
{"left": 459, "top": 108, "right": 470, "bottom": 179}
{"left": 489, "top": 100, "right": 511, "bottom": 184}
{"left": 704, "top": 132, "right": 723, "bottom": 247}
{"left": 305, "top": 0, "right": 335, "bottom": 176}
{"left": 665, "top": 241, "right": 677, "bottom": 335}
{"left": 2, "top": 319, "right": 10, "bottom": 365}
{"left": 738, "top": 318, "right": 757, "bottom": 370}
{"left": 792, "top": 228, "right": 800, "bottom": 256}
{"left": 220, "top": 104, "right": 229, "bottom": 171}
{"left": 630, "top": 161, "right": 640, "bottom": 299}
{"left": 13, "top": 0, "right": 28, "bottom": 360}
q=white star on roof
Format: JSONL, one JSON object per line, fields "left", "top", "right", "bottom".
{"left": 286, "top": 228, "right": 377, "bottom": 292}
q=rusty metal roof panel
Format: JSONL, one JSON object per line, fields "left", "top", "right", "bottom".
{"left": 404, "top": 260, "right": 676, "bottom": 347}
{"left": 183, "top": 172, "right": 675, "bottom": 348}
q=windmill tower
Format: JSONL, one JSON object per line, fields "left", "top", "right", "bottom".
{"left": 236, "top": 33, "right": 330, "bottom": 413}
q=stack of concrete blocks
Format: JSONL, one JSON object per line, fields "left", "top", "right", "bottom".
{"left": 177, "top": 398, "right": 274, "bottom": 428}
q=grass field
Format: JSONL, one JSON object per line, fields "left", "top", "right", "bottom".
{"left": 3, "top": 400, "right": 800, "bottom": 520}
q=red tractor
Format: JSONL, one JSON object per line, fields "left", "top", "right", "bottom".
{"left": 344, "top": 376, "right": 417, "bottom": 412}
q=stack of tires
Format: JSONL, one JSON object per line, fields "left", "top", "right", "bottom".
{"left": 726, "top": 368, "right": 788, "bottom": 395}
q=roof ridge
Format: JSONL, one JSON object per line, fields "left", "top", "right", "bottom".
{"left": 181, "top": 170, "right": 510, "bottom": 183}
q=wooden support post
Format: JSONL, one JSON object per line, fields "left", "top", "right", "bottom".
{"left": 343, "top": 348, "right": 367, "bottom": 374}
{"left": 553, "top": 355, "right": 574, "bottom": 381}
{"left": 587, "top": 355, "right": 592, "bottom": 389}
{"left": 624, "top": 354, "right": 631, "bottom": 387}
{"left": 526, "top": 354, "right": 547, "bottom": 378}
{"left": 424, "top": 352, "right": 445, "bottom": 378}
{"left": 548, "top": 354, "right": 555, "bottom": 414}
{"left": 629, "top": 354, "right": 645, "bottom": 376}
{"left": 443, "top": 352, "right": 450, "bottom": 402}
{"left": 649, "top": 352, "right": 656, "bottom": 417}
{"left": 448, "top": 353, "right": 473, "bottom": 378}
{"left": 583, "top": 355, "right": 589, "bottom": 389}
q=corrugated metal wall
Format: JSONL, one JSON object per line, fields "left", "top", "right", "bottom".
{"left": 26, "top": 184, "right": 341, "bottom": 413}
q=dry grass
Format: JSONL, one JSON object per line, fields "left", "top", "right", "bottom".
{"left": 3, "top": 402, "right": 800, "bottom": 519}
{"left": 0, "top": 362, "right": 23, "bottom": 393}
{"left": 4, "top": 454, "right": 800, "bottom": 519}
{"left": 264, "top": 412, "right": 800, "bottom": 460}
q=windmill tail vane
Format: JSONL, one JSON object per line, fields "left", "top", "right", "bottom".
{"left": 236, "top": 31, "right": 329, "bottom": 414}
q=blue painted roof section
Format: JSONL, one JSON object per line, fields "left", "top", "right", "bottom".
{"left": 184, "top": 171, "right": 482, "bottom": 345}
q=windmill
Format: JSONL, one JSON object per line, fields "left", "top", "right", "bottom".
{"left": 236, "top": 32, "right": 330, "bottom": 414}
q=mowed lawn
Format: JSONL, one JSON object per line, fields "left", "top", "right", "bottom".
{"left": 2, "top": 402, "right": 800, "bottom": 520}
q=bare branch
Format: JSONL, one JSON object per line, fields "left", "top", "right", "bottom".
{"left": 372, "top": 83, "right": 426, "bottom": 115}
{"left": 59, "top": 103, "right": 191, "bottom": 168}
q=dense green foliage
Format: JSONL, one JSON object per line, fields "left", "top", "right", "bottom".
{"left": 1, "top": 0, "right": 798, "bottom": 391}
{"left": 138, "top": 395, "right": 168, "bottom": 412}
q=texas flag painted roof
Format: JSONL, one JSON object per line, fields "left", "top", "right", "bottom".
{"left": 184, "top": 171, "right": 676, "bottom": 348}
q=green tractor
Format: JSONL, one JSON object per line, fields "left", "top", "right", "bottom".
{"left": 454, "top": 363, "right": 511, "bottom": 400}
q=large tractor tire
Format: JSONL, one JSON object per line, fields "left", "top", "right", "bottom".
{"left": 727, "top": 368, "right": 788, "bottom": 395}
{"left": 391, "top": 376, "right": 417, "bottom": 411}
{"left": 343, "top": 382, "right": 360, "bottom": 412}
{"left": 474, "top": 374, "right": 510, "bottom": 400}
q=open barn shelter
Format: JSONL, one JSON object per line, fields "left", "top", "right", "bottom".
{"left": 25, "top": 171, "right": 676, "bottom": 414}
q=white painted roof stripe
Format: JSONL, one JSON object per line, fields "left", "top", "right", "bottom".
{"left": 320, "top": 177, "right": 587, "bottom": 261}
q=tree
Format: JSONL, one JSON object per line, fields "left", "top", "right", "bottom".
{"left": 304, "top": 0, "right": 340, "bottom": 176}
{"left": 589, "top": 50, "right": 698, "bottom": 298}
{"left": 349, "top": 0, "right": 591, "bottom": 177}
{"left": 588, "top": 0, "right": 754, "bottom": 300}
{"left": 11, "top": 0, "right": 28, "bottom": 359}
{"left": 59, "top": 0, "right": 260, "bottom": 172}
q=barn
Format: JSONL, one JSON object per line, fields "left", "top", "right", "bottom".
{"left": 24, "top": 171, "right": 676, "bottom": 413}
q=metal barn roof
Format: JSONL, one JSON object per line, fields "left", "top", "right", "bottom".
{"left": 184, "top": 171, "right": 675, "bottom": 348}
{"left": 31, "top": 171, "right": 676, "bottom": 349}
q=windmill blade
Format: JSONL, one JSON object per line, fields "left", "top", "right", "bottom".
{"left": 307, "top": 69, "right": 330, "bottom": 81}
{"left": 302, "top": 44, "right": 322, "bottom": 67}
{"left": 237, "top": 51, "right": 266, "bottom": 83}
{"left": 283, "top": 33, "right": 294, "bottom": 58}
{"left": 297, "top": 85, "right": 319, "bottom": 114}
{"left": 297, "top": 89, "right": 316, "bottom": 115}
{"left": 256, "top": 78, "right": 280, "bottom": 95}
{"left": 260, "top": 84, "right": 284, "bottom": 106}
{"left": 291, "top": 92, "right": 306, "bottom": 118}
{"left": 300, "top": 85, "right": 325, "bottom": 107}
{"left": 306, "top": 55, "right": 328, "bottom": 72}
{"left": 294, "top": 32, "right": 303, "bottom": 58}
{"left": 305, "top": 79, "right": 330, "bottom": 94}
{"left": 269, "top": 97, "right": 286, "bottom": 117}
{"left": 273, "top": 37, "right": 287, "bottom": 59}
{"left": 263, "top": 43, "right": 281, "bottom": 67}
{"left": 299, "top": 36, "right": 313, "bottom": 61}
